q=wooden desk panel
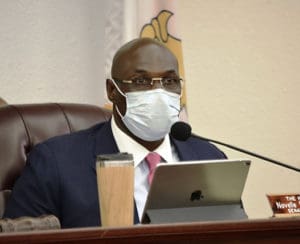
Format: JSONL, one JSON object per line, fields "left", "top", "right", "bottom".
{"left": 0, "top": 217, "right": 299, "bottom": 244}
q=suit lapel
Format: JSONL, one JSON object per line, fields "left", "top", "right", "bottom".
{"left": 170, "top": 135, "right": 199, "bottom": 161}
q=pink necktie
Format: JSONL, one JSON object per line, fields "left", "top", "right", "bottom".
{"left": 145, "top": 152, "right": 161, "bottom": 185}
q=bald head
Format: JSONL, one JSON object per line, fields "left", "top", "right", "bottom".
{"left": 111, "top": 38, "right": 179, "bottom": 79}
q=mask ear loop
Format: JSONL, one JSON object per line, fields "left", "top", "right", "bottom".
{"left": 110, "top": 79, "right": 127, "bottom": 119}
{"left": 179, "top": 79, "right": 184, "bottom": 98}
{"left": 110, "top": 79, "right": 127, "bottom": 97}
{"left": 177, "top": 79, "right": 184, "bottom": 116}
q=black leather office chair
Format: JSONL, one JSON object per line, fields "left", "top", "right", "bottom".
{"left": 0, "top": 103, "right": 111, "bottom": 219}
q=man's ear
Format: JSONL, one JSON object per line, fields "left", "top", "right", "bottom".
{"left": 106, "top": 79, "right": 116, "bottom": 102}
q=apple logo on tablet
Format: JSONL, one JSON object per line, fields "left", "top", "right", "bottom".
{"left": 190, "top": 190, "right": 204, "bottom": 201}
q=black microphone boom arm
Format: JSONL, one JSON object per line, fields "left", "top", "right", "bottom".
{"left": 196, "top": 134, "right": 300, "bottom": 173}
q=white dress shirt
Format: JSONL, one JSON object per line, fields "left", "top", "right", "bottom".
{"left": 110, "top": 116, "right": 179, "bottom": 220}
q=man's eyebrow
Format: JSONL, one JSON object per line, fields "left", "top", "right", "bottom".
{"left": 134, "top": 69, "right": 147, "bottom": 74}
{"left": 165, "top": 70, "right": 177, "bottom": 74}
{"left": 134, "top": 69, "right": 177, "bottom": 74}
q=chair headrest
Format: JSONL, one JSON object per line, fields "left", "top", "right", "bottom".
{"left": 0, "top": 102, "right": 111, "bottom": 194}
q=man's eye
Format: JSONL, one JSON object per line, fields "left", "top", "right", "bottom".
{"left": 163, "top": 78, "right": 179, "bottom": 85}
{"left": 133, "top": 78, "right": 149, "bottom": 85}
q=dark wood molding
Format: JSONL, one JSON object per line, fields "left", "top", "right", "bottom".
{"left": 1, "top": 217, "right": 300, "bottom": 243}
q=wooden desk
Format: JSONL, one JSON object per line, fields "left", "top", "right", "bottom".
{"left": 0, "top": 217, "right": 299, "bottom": 244}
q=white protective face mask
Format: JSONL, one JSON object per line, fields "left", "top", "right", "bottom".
{"left": 112, "top": 80, "right": 181, "bottom": 141}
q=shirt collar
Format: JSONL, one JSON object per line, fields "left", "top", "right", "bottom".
{"left": 111, "top": 115, "right": 173, "bottom": 168}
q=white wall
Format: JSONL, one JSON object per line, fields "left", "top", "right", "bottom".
{"left": 179, "top": 0, "right": 300, "bottom": 218}
{"left": 0, "top": 0, "right": 107, "bottom": 105}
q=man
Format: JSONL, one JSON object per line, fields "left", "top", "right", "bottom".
{"left": 4, "top": 38, "right": 226, "bottom": 228}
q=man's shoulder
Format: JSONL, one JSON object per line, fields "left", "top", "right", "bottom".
{"left": 184, "top": 135, "right": 223, "bottom": 151}
{"left": 33, "top": 121, "right": 109, "bottom": 153}
{"left": 171, "top": 135, "right": 227, "bottom": 160}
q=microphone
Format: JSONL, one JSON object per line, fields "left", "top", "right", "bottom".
{"left": 170, "top": 121, "right": 300, "bottom": 173}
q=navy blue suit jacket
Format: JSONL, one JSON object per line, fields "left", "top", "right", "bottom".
{"left": 4, "top": 121, "right": 226, "bottom": 228}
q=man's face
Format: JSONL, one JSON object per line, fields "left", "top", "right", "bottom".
{"left": 110, "top": 41, "right": 180, "bottom": 116}
{"left": 106, "top": 40, "right": 181, "bottom": 146}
